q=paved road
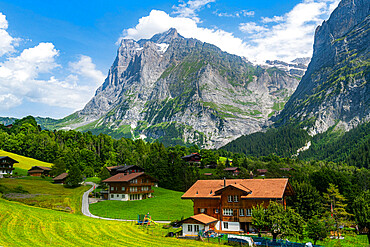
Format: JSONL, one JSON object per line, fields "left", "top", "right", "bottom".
{"left": 81, "top": 182, "right": 170, "bottom": 223}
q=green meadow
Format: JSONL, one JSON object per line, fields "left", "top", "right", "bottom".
{"left": 0, "top": 198, "right": 217, "bottom": 247}
{"left": 90, "top": 187, "right": 193, "bottom": 221}
{"left": 0, "top": 149, "right": 53, "bottom": 170}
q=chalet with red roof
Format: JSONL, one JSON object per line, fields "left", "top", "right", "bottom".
{"left": 224, "top": 167, "right": 240, "bottom": 176}
{"left": 181, "top": 178, "right": 294, "bottom": 233}
{"left": 179, "top": 214, "right": 218, "bottom": 237}
{"left": 103, "top": 172, "right": 157, "bottom": 201}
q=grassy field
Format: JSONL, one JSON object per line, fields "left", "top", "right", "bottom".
{"left": 0, "top": 150, "right": 53, "bottom": 170}
{"left": 90, "top": 187, "right": 193, "bottom": 221}
{"left": 84, "top": 177, "right": 101, "bottom": 183}
{"left": 0, "top": 177, "right": 87, "bottom": 213}
{"left": 0, "top": 198, "right": 217, "bottom": 247}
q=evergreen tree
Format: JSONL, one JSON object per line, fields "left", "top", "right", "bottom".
{"left": 353, "top": 191, "right": 370, "bottom": 245}
{"left": 65, "top": 165, "right": 82, "bottom": 188}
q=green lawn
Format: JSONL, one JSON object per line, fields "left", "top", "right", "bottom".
{"left": 90, "top": 187, "right": 193, "bottom": 221}
{"left": 0, "top": 177, "right": 88, "bottom": 213}
{"left": 0, "top": 198, "right": 216, "bottom": 247}
{"left": 84, "top": 176, "right": 101, "bottom": 183}
{"left": 0, "top": 149, "right": 53, "bottom": 170}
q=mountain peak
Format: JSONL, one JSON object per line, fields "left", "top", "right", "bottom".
{"left": 150, "top": 28, "right": 183, "bottom": 43}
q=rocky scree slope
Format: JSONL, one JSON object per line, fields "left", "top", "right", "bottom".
{"left": 65, "top": 29, "right": 299, "bottom": 148}
{"left": 276, "top": 0, "right": 370, "bottom": 135}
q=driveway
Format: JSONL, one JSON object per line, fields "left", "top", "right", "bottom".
{"left": 82, "top": 182, "right": 170, "bottom": 223}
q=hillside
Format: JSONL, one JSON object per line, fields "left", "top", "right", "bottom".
{"left": 0, "top": 150, "right": 53, "bottom": 170}
{"left": 0, "top": 199, "right": 216, "bottom": 247}
{"left": 276, "top": 0, "right": 370, "bottom": 134}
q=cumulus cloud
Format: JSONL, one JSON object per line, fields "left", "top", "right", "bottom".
{"left": 214, "top": 10, "right": 255, "bottom": 18}
{"left": 239, "top": 22, "right": 268, "bottom": 33}
{"left": 0, "top": 12, "right": 19, "bottom": 57}
{"left": 122, "top": 0, "right": 339, "bottom": 64}
{"left": 172, "top": 0, "right": 215, "bottom": 22}
{"left": 69, "top": 55, "right": 105, "bottom": 84}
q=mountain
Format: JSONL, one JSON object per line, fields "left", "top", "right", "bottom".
{"left": 265, "top": 58, "right": 310, "bottom": 77}
{"left": 58, "top": 28, "right": 299, "bottom": 148}
{"left": 275, "top": 0, "right": 370, "bottom": 135}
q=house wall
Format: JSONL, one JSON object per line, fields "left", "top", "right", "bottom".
{"left": 109, "top": 193, "right": 129, "bottom": 201}
{"left": 221, "top": 221, "right": 240, "bottom": 232}
{"left": 0, "top": 160, "right": 14, "bottom": 175}
{"left": 182, "top": 223, "right": 205, "bottom": 236}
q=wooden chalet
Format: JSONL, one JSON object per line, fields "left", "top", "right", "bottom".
{"left": 181, "top": 153, "right": 202, "bottom": 164}
{"left": 102, "top": 172, "right": 157, "bottom": 201}
{"left": 106, "top": 165, "right": 144, "bottom": 176}
{"left": 0, "top": 156, "right": 18, "bottom": 178}
{"left": 53, "top": 173, "right": 68, "bottom": 184}
{"left": 179, "top": 214, "right": 218, "bottom": 237}
{"left": 27, "top": 166, "right": 52, "bottom": 177}
{"left": 257, "top": 169, "right": 268, "bottom": 176}
{"left": 181, "top": 178, "right": 294, "bottom": 233}
{"left": 224, "top": 167, "right": 240, "bottom": 176}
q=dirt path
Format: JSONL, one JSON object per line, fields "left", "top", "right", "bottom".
{"left": 81, "top": 182, "right": 170, "bottom": 223}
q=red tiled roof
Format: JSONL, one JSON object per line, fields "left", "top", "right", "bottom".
{"left": 214, "top": 184, "right": 251, "bottom": 195}
{"left": 103, "top": 172, "right": 146, "bottom": 183}
{"left": 181, "top": 178, "right": 293, "bottom": 199}
{"left": 181, "top": 214, "right": 218, "bottom": 225}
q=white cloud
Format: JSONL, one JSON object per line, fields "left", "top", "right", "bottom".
{"left": 239, "top": 22, "right": 268, "bottom": 33}
{"left": 172, "top": 0, "right": 215, "bottom": 22}
{"left": 0, "top": 12, "right": 18, "bottom": 57}
{"left": 261, "top": 16, "right": 284, "bottom": 23}
{"left": 69, "top": 55, "right": 105, "bottom": 84}
{"left": 122, "top": 0, "right": 339, "bottom": 64}
{"left": 214, "top": 10, "right": 255, "bottom": 18}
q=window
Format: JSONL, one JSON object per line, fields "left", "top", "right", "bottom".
{"left": 246, "top": 209, "right": 252, "bottom": 216}
{"left": 121, "top": 187, "right": 125, "bottom": 191}
{"left": 117, "top": 194, "right": 119, "bottom": 198}
{"left": 111, "top": 194, "right": 114, "bottom": 198}
{"left": 239, "top": 208, "right": 245, "bottom": 216}
{"left": 223, "top": 208, "right": 233, "bottom": 216}
{"left": 130, "top": 179, "right": 137, "bottom": 184}
{"left": 223, "top": 222, "right": 229, "bottom": 229}
{"left": 188, "top": 225, "right": 193, "bottom": 232}
{"left": 234, "top": 195, "right": 239, "bottom": 202}
{"left": 228, "top": 195, "right": 233, "bottom": 202}
{"left": 111, "top": 187, "right": 114, "bottom": 191}
{"left": 130, "top": 187, "right": 138, "bottom": 192}
{"left": 200, "top": 208, "right": 206, "bottom": 213}
{"left": 122, "top": 194, "right": 125, "bottom": 198}
{"left": 194, "top": 225, "right": 200, "bottom": 232}
{"left": 214, "top": 209, "right": 219, "bottom": 214}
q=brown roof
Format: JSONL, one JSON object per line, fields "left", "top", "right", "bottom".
{"left": 105, "top": 166, "right": 120, "bottom": 172}
{"left": 214, "top": 184, "right": 251, "bottom": 195}
{"left": 181, "top": 178, "right": 293, "bottom": 199}
{"left": 28, "top": 170, "right": 44, "bottom": 173}
{"left": 29, "top": 166, "right": 52, "bottom": 171}
{"left": 224, "top": 167, "right": 239, "bottom": 171}
{"left": 53, "top": 173, "right": 68, "bottom": 180}
{"left": 181, "top": 214, "right": 218, "bottom": 225}
{"left": 257, "top": 169, "right": 268, "bottom": 173}
{"left": 103, "top": 172, "right": 148, "bottom": 183}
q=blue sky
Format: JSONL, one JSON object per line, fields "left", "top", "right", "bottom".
{"left": 0, "top": 0, "right": 339, "bottom": 119}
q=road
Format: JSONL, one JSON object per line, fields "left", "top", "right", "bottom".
{"left": 81, "top": 182, "right": 170, "bottom": 223}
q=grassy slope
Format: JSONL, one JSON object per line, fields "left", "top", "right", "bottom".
{"left": 0, "top": 177, "right": 87, "bottom": 214}
{"left": 0, "top": 150, "right": 53, "bottom": 170}
{"left": 90, "top": 187, "right": 193, "bottom": 221}
{"left": 0, "top": 199, "right": 216, "bottom": 247}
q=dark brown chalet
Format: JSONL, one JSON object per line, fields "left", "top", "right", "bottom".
{"left": 106, "top": 165, "right": 144, "bottom": 176}
{"left": 53, "top": 173, "right": 68, "bottom": 184}
{"left": 224, "top": 167, "right": 240, "bottom": 176}
{"left": 0, "top": 156, "right": 18, "bottom": 178}
{"left": 181, "top": 178, "right": 294, "bottom": 233}
{"left": 103, "top": 172, "right": 157, "bottom": 201}
{"left": 27, "top": 166, "right": 52, "bottom": 177}
{"left": 181, "top": 153, "right": 202, "bottom": 164}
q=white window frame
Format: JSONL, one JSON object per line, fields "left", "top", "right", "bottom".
{"left": 234, "top": 195, "right": 239, "bottom": 202}
{"left": 188, "top": 225, "right": 192, "bottom": 232}
{"left": 239, "top": 208, "right": 244, "bottom": 216}
{"left": 223, "top": 208, "right": 233, "bottom": 216}
{"left": 246, "top": 208, "right": 252, "bottom": 216}
{"left": 121, "top": 187, "right": 125, "bottom": 191}
{"left": 228, "top": 195, "right": 233, "bottom": 202}
{"left": 194, "top": 225, "right": 199, "bottom": 232}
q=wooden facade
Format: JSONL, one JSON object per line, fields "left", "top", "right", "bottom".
{"left": 53, "top": 173, "right": 68, "bottom": 184}
{"left": 0, "top": 156, "right": 18, "bottom": 178}
{"left": 106, "top": 165, "right": 144, "bottom": 176}
{"left": 182, "top": 178, "right": 294, "bottom": 233}
{"left": 27, "top": 166, "right": 52, "bottom": 177}
{"left": 103, "top": 172, "right": 156, "bottom": 201}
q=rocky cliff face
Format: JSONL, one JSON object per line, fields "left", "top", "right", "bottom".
{"left": 68, "top": 28, "right": 298, "bottom": 148}
{"left": 276, "top": 0, "right": 370, "bottom": 134}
